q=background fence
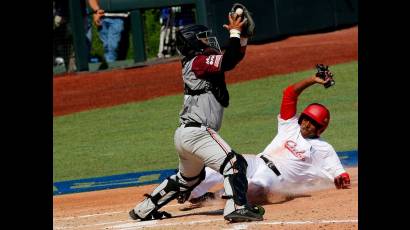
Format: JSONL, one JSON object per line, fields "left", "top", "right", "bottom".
{"left": 53, "top": 0, "right": 357, "bottom": 75}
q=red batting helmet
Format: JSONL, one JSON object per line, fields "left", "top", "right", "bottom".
{"left": 298, "top": 103, "right": 330, "bottom": 136}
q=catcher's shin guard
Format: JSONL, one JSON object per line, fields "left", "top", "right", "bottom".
{"left": 130, "top": 169, "right": 205, "bottom": 221}
{"left": 176, "top": 167, "right": 206, "bottom": 203}
{"left": 219, "top": 150, "right": 249, "bottom": 215}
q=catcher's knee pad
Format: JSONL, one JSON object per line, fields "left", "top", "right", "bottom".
{"left": 219, "top": 150, "right": 248, "bottom": 206}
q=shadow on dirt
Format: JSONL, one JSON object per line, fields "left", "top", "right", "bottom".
{"left": 264, "top": 194, "right": 312, "bottom": 205}
{"left": 166, "top": 208, "right": 224, "bottom": 219}
{"left": 172, "top": 194, "right": 312, "bottom": 219}
{"left": 246, "top": 193, "right": 312, "bottom": 206}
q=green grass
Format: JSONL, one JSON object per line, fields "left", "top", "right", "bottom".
{"left": 53, "top": 61, "right": 357, "bottom": 182}
{"left": 223, "top": 61, "right": 358, "bottom": 153}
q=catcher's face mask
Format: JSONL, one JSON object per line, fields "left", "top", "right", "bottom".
{"left": 196, "top": 30, "right": 221, "bottom": 54}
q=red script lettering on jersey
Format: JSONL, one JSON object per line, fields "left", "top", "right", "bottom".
{"left": 284, "top": 140, "right": 306, "bottom": 161}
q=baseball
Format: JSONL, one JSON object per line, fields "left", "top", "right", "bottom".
{"left": 235, "top": 8, "right": 243, "bottom": 16}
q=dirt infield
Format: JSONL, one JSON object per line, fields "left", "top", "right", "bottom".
{"left": 53, "top": 26, "right": 357, "bottom": 117}
{"left": 53, "top": 167, "right": 357, "bottom": 229}
{"left": 53, "top": 26, "right": 358, "bottom": 229}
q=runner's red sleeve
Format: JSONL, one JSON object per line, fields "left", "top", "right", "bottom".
{"left": 280, "top": 85, "right": 300, "bottom": 120}
{"left": 191, "top": 54, "right": 223, "bottom": 78}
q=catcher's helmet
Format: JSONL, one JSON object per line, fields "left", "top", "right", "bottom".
{"left": 298, "top": 103, "right": 330, "bottom": 136}
{"left": 176, "top": 24, "right": 221, "bottom": 57}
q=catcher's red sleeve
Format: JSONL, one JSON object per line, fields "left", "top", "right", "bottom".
{"left": 191, "top": 54, "right": 223, "bottom": 78}
{"left": 280, "top": 85, "right": 299, "bottom": 120}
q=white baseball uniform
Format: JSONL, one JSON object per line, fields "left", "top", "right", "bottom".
{"left": 190, "top": 85, "right": 347, "bottom": 199}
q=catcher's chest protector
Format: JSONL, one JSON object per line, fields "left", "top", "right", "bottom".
{"left": 183, "top": 58, "right": 229, "bottom": 108}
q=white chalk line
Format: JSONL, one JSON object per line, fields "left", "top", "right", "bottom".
{"left": 53, "top": 220, "right": 132, "bottom": 229}
{"left": 54, "top": 211, "right": 123, "bottom": 220}
{"left": 115, "top": 218, "right": 218, "bottom": 229}
{"left": 53, "top": 203, "right": 186, "bottom": 221}
{"left": 53, "top": 219, "right": 159, "bottom": 229}
{"left": 54, "top": 217, "right": 357, "bottom": 230}
{"left": 112, "top": 218, "right": 358, "bottom": 230}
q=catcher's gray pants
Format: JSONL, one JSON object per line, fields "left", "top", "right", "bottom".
{"left": 132, "top": 125, "right": 244, "bottom": 218}
{"left": 174, "top": 125, "right": 243, "bottom": 216}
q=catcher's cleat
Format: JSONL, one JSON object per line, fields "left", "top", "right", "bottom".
{"left": 179, "top": 192, "right": 216, "bottom": 211}
{"left": 249, "top": 204, "right": 265, "bottom": 216}
{"left": 224, "top": 205, "right": 264, "bottom": 223}
{"left": 129, "top": 209, "right": 172, "bottom": 221}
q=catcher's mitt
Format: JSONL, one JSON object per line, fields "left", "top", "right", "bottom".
{"left": 315, "top": 64, "right": 335, "bottom": 88}
{"left": 230, "top": 3, "right": 255, "bottom": 37}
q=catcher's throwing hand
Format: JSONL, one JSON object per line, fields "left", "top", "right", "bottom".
{"left": 229, "top": 3, "right": 255, "bottom": 37}
{"left": 223, "top": 13, "right": 247, "bottom": 32}
{"left": 334, "top": 172, "right": 351, "bottom": 189}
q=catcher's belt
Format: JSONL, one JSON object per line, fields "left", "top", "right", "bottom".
{"left": 183, "top": 80, "right": 229, "bottom": 108}
{"left": 183, "top": 122, "right": 202, "bottom": 128}
{"left": 184, "top": 83, "right": 209, "bottom": 96}
{"left": 260, "top": 155, "right": 281, "bottom": 176}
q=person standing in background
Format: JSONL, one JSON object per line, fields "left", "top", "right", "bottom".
{"left": 87, "top": 0, "right": 126, "bottom": 63}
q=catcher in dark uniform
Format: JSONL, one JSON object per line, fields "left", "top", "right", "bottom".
{"left": 129, "top": 3, "right": 264, "bottom": 223}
